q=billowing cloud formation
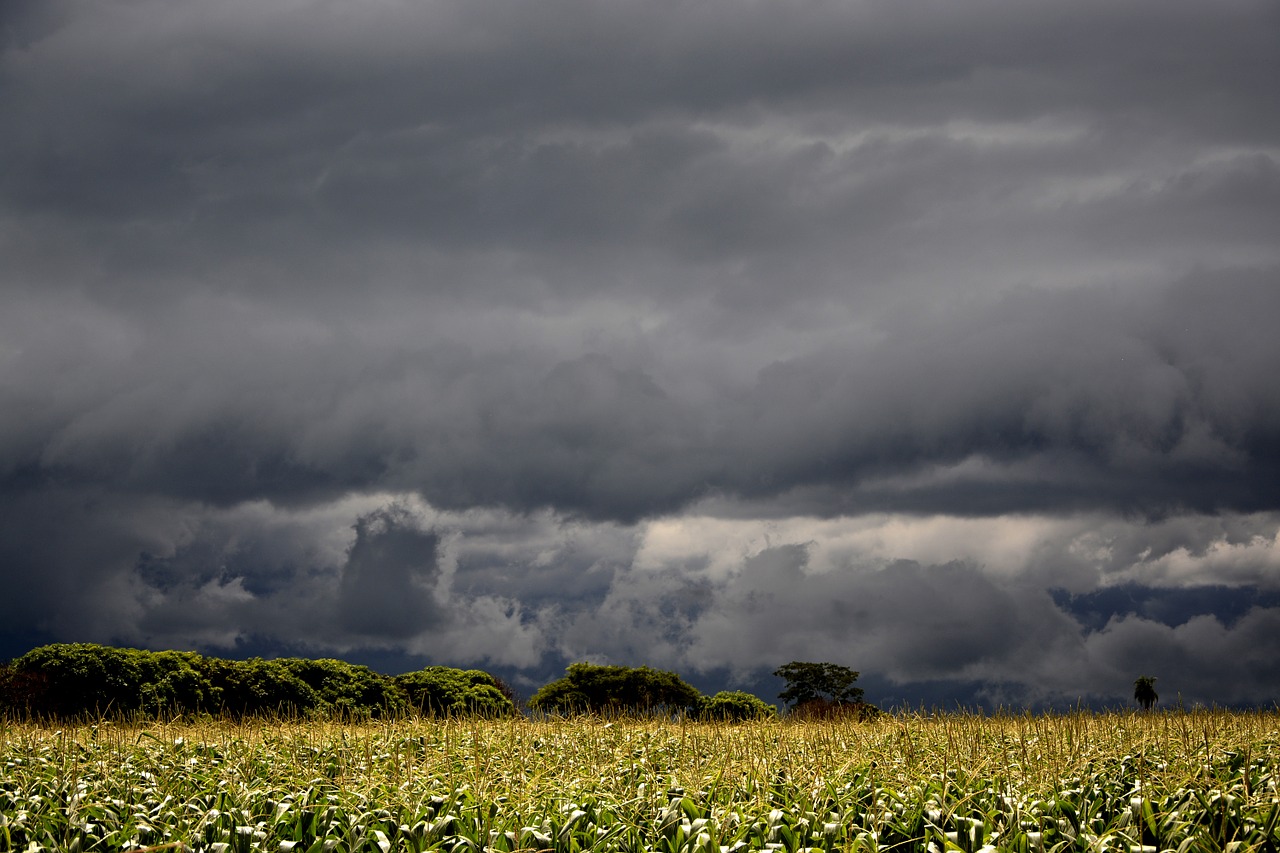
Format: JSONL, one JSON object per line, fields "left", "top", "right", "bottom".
{"left": 1, "top": 0, "right": 1278, "bottom": 705}
{"left": 6, "top": 494, "right": 1278, "bottom": 707}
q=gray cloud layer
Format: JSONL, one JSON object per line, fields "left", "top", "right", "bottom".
{"left": 2, "top": 0, "right": 1278, "bottom": 705}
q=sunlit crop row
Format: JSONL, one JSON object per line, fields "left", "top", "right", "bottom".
{"left": 1, "top": 710, "right": 1277, "bottom": 852}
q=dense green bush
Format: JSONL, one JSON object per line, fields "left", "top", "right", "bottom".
{"left": 201, "top": 656, "right": 322, "bottom": 717}
{"left": 8, "top": 645, "right": 327, "bottom": 718}
{"left": 137, "top": 649, "right": 220, "bottom": 714}
{"left": 278, "top": 658, "right": 408, "bottom": 718}
{"left": 395, "top": 666, "right": 515, "bottom": 716}
{"left": 4, "top": 644, "right": 785, "bottom": 722}
{"left": 12, "top": 644, "right": 155, "bottom": 717}
{"left": 2, "top": 644, "right": 521, "bottom": 720}
{"left": 700, "top": 690, "right": 778, "bottom": 721}
{"left": 528, "top": 663, "right": 703, "bottom": 715}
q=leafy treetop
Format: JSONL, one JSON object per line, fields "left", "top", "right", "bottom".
{"left": 528, "top": 662, "right": 702, "bottom": 715}
{"left": 774, "top": 661, "right": 864, "bottom": 709}
{"left": 2, "top": 643, "right": 514, "bottom": 719}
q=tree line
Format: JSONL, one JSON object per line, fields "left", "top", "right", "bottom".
{"left": 0, "top": 644, "right": 878, "bottom": 722}
{"left": 0, "top": 644, "right": 514, "bottom": 720}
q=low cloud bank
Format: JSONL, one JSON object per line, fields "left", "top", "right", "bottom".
{"left": 4, "top": 493, "right": 1276, "bottom": 707}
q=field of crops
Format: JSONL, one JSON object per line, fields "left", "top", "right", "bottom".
{"left": 2, "top": 710, "right": 1277, "bottom": 852}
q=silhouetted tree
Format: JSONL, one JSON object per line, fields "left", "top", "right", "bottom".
{"left": 1133, "top": 675, "right": 1158, "bottom": 710}
{"left": 774, "top": 661, "right": 864, "bottom": 709}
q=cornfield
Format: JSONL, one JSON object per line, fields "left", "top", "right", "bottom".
{"left": 1, "top": 709, "right": 1277, "bottom": 852}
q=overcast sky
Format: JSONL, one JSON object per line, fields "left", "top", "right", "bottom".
{"left": 3, "top": 0, "right": 1279, "bottom": 709}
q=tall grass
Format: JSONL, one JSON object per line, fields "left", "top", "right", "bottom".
{"left": 1, "top": 709, "right": 1277, "bottom": 851}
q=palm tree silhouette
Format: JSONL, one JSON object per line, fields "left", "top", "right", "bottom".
{"left": 1133, "top": 675, "right": 1158, "bottom": 710}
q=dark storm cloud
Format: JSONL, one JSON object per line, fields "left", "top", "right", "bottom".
{"left": 1054, "top": 584, "right": 1280, "bottom": 633}
{"left": 337, "top": 505, "right": 445, "bottom": 638}
{"left": 92, "top": 499, "right": 552, "bottom": 663}
{"left": 2, "top": 0, "right": 1279, "bottom": 704}
{"left": 2, "top": 272, "right": 1277, "bottom": 522}
{"left": 3, "top": 0, "right": 1276, "bottom": 294}
{"left": 728, "top": 268, "right": 1280, "bottom": 518}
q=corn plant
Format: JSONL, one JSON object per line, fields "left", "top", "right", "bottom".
{"left": 0, "top": 710, "right": 1277, "bottom": 852}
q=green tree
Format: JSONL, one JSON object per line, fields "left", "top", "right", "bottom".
{"left": 201, "top": 657, "right": 321, "bottom": 717}
{"left": 700, "top": 690, "right": 777, "bottom": 722}
{"left": 1133, "top": 675, "right": 1158, "bottom": 710}
{"left": 395, "top": 666, "right": 515, "bottom": 717}
{"left": 138, "top": 650, "right": 220, "bottom": 715}
{"left": 774, "top": 661, "right": 864, "bottom": 709}
{"left": 12, "top": 644, "right": 262, "bottom": 718}
{"left": 529, "top": 663, "right": 702, "bottom": 715}
{"left": 13, "top": 643, "right": 151, "bottom": 717}
{"left": 278, "top": 658, "right": 407, "bottom": 718}
{"left": 3, "top": 642, "right": 521, "bottom": 720}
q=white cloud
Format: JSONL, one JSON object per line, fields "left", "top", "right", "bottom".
{"left": 1108, "top": 529, "right": 1280, "bottom": 589}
